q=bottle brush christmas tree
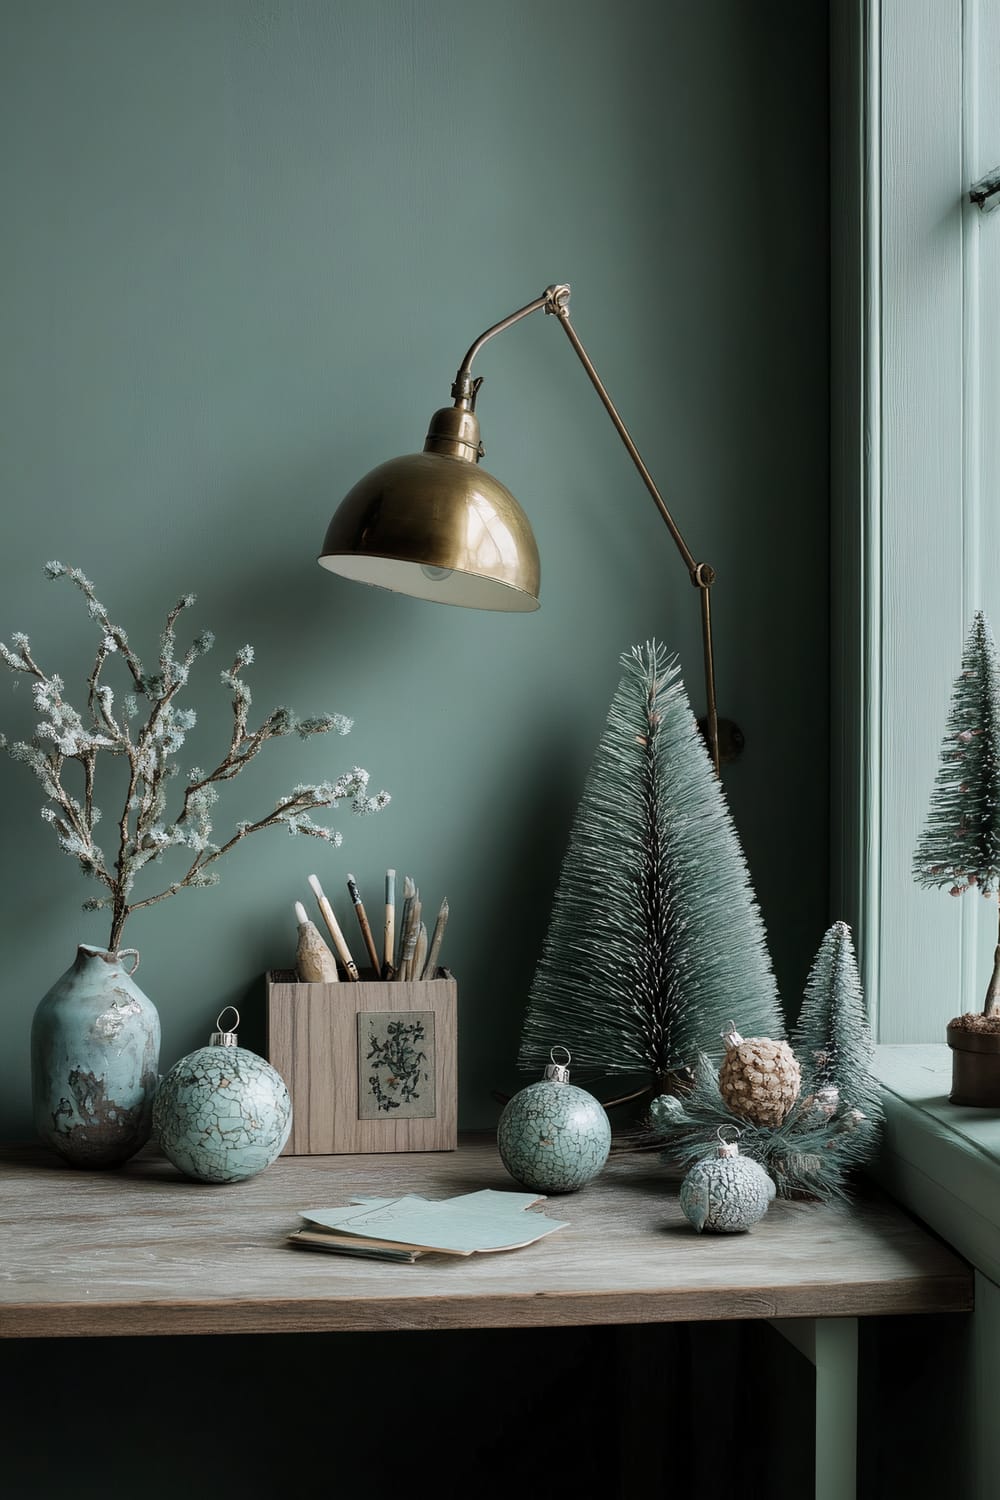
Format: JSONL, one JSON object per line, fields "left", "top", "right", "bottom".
{"left": 912, "top": 609, "right": 1000, "bottom": 1029}
{"left": 517, "top": 641, "right": 783, "bottom": 1099}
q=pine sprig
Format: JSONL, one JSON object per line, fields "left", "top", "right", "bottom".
{"left": 517, "top": 642, "right": 782, "bottom": 1092}
{"left": 647, "top": 1055, "right": 876, "bottom": 1202}
{"left": 0, "top": 564, "right": 390, "bottom": 949}
{"left": 646, "top": 921, "right": 882, "bottom": 1202}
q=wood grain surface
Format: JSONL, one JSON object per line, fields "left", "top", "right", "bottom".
{"left": 0, "top": 1135, "right": 972, "bottom": 1339}
{"left": 266, "top": 969, "right": 457, "bottom": 1153}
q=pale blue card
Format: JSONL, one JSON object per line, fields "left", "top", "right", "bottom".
{"left": 299, "top": 1190, "right": 569, "bottom": 1254}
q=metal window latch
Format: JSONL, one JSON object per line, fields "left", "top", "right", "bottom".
{"left": 970, "top": 167, "right": 1000, "bottom": 213}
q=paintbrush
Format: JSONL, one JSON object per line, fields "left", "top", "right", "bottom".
{"left": 347, "top": 873, "right": 382, "bottom": 975}
{"left": 383, "top": 867, "right": 397, "bottom": 978}
{"left": 308, "top": 873, "right": 360, "bottom": 981}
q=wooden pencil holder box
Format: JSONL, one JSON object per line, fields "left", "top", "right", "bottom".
{"left": 265, "top": 969, "right": 457, "bottom": 1154}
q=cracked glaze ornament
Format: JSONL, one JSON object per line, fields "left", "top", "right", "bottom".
{"left": 498, "top": 1047, "right": 611, "bottom": 1194}
{"left": 679, "top": 1130, "right": 776, "bottom": 1234}
{"left": 153, "top": 1007, "right": 291, "bottom": 1183}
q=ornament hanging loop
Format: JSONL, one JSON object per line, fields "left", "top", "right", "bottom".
{"left": 716, "top": 1123, "right": 741, "bottom": 1157}
{"left": 544, "top": 1045, "right": 572, "bottom": 1083}
{"left": 211, "top": 1006, "right": 240, "bottom": 1047}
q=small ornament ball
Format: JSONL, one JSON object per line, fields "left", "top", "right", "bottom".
{"left": 153, "top": 1007, "right": 292, "bottom": 1184}
{"left": 718, "top": 1019, "right": 801, "bottom": 1128}
{"left": 498, "top": 1047, "right": 611, "bottom": 1194}
{"left": 679, "top": 1131, "right": 776, "bottom": 1234}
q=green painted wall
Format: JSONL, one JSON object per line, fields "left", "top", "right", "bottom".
{"left": 0, "top": 0, "right": 829, "bottom": 1139}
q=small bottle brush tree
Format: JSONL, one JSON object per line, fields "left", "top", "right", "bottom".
{"left": 0, "top": 563, "right": 390, "bottom": 950}
{"left": 517, "top": 641, "right": 783, "bottom": 1098}
{"left": 912, "top": 609, "right": 1000, "bottom": 1023}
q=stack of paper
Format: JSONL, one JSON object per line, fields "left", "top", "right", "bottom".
{"left": 287, "top": 1189, "right": 569, "bottom": 1262}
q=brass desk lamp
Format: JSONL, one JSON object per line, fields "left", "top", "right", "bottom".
{"left": 319, "top": 283, "right": 738, "bottom": 774}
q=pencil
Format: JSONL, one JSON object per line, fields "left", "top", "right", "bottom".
{"left": 421, "top": 897, "right": 449, "bottom": 979}
{"left": 307, "top": 873, "right": 360, "bottom": 981}
{"left": 383, "top": 868, "right": 396, "bottom": 979}
{"left": 346, "top": 873, "right": 382, "bottom": 975}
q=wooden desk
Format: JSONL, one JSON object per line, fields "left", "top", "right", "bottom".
{"left": 0, "top": 1136, "right": 972, "bottom": 1499}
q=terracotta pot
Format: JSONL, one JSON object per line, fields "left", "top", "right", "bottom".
{"left": 946, "top": 1021, "right": 1000, "bottom": 1107}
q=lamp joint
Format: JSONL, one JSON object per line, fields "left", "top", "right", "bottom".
{"left": 691, "top": 562, "right": 716, "bottom": 589}
{"left": 544, "top": 284, "right": 571, "bottom": 316}
{"left": 451, "top": 373, "right": 485, "bottom": 412}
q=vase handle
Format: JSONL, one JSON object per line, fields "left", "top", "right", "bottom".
{"left": 117, "top": 948, "right": 140, "bottom": 976}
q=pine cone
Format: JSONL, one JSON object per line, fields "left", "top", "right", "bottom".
{"left": 718, "top": 1022, "right": 801, "bottom": 1127}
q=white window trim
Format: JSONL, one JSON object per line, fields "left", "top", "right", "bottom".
{"left": 832, "top": 0, "right": 997, "bottom": 1041}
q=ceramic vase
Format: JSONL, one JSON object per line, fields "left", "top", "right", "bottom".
{"left": 31, "top": 944, "right": 161, "bottom": 1169}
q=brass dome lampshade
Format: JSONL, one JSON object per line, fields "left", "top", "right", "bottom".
{"left": 318, "top": 402, "right": 540, "bottom": 611}
{"left": 319, "top": 284, "right": 739, "bottom": 774}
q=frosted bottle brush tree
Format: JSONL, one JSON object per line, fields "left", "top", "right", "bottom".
{"left": 0, "top": 564, "right": 389, "bottom": 950}
{"left": 913, "top": 610, "right": 1000, "bottom": 1017}
{"left": 517, "top": 641, "right": 783, "bottom": 1097}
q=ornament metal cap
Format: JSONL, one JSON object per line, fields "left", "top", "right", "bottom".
{"left": 210, "top": 1006, "right": 240, "bottom": 1047}
{"left": 542, "top": 1045, "right": 572, "bottom": 1084}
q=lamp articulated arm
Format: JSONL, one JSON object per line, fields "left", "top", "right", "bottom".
{"left": 451, "top": 283, "right": 726, "bottom": 776}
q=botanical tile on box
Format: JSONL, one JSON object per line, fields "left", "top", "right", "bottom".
{"left": 358, "top": 1011, "right": 436, "bottom": 1119}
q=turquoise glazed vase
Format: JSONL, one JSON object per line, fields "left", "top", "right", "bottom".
{"left": 498, "top": 1047, "right": 611, "bottom": 1194}
{"left": 152, "top": 1007, "right": 292, "bottom": 1184}
{"left": 31, "top": 944, "right": 161, "bottom": 1169}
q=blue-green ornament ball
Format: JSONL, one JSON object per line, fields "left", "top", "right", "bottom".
{"left": 153, "top": 1008, "right": 292, "bottom": 1184}
{"left": 679, "top": 1136, "right": 775, "bottom": 1234}
{"left": 498, "top": 1048, "right": 611, "bottom": 1194}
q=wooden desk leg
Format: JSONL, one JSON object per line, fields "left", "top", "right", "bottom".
{"left": 769, "top": 1317, "right": 859, "bottom": 1500}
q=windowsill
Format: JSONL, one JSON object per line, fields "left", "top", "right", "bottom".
{"left": 871, "top": 1044, "right": 1000, "bottom": 1284}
